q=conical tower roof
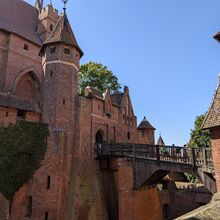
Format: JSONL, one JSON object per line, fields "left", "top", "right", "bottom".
{"left": 137, "top": 117, "right": 155, "bottom": 130}
{"left": 157, "top": 135, "right": 165, "bottom": 146}
{"left": 40, "top": 10, "right": 83, "bottom": 57}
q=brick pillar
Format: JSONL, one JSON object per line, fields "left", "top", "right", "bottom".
{"left": 210, "top": 127, "right": 220, "bottom": 191}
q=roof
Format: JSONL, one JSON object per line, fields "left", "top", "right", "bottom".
{"left": 0, "top": 93, "right": 41, "bottom": 113}
{"left": 40, "top": 10, "right": 83, "bottom": 57}
{"left": 111, "top": 93, "right": 124, "bottom": 106}
{"left": 0, "top": 0, "right": 42, "bottom": 45}
{"left": 214, "top": 31, "right": 220, "bottom": 43}
{"left": 137, "top": 117, "right": 155, "bottom": 130}
{"left": 84, "top": 86, "right": 103, "bottom": 99}
{"left": 202, "top": 83, "right": 220, "bottom": 129}
{"left": 157, "top": 135, "right": 165, "bottom": 146}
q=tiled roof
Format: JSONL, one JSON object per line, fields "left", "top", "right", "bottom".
{"left": 157, "top": 135, "right": 165, "bottom": 146}
{"left": 40, "top": 11, "right": 83, "bottom": 57}
{"left": 137, "top": 117, "right": 155, "bottom": 130}
{"left": 0, "top": 0, "right": 42, "bottom": 45}
{"left": 202, "top": 84, "right": 220, "bottom": 129}
{"left": 0, "top": 93, "right": 41, "bottom": 113}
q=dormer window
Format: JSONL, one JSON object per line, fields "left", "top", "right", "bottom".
{"left": 64, "top": 48, "right": 70, "bottom": 55}
{"left": 50, "top": 46, "right": 56, "bottom": 54}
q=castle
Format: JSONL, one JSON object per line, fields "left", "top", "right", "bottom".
{"left": 0, "top": 0, "right": 158, "bottom": 219}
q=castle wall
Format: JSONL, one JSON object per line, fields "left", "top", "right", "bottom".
{"left": 210, "top": 127, "right": 220, "bottom": 192}
{"left": 3, "top": 34, "right": 42, "bottom": 94}
{"left": 66, "top": 96, "right": 109, "bottom": 220}
{"left": 0, "top": 107, "right": 17, "bottom": 126}
{"left": 0, "top": 30, "right": 10, "bottom": 92}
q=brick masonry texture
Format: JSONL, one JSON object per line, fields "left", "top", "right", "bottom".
{"left": 0, "top": 1, "right": 215, "bottom": 220}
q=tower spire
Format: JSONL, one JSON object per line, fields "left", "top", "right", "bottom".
{"left": 35, "top": 0, "right": 43, "bottom": 13}
{"left": 62, "top": 0, "right": 68, "bottom": 12}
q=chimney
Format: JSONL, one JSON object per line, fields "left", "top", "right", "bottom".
{"left": 124, "top": 86, "right": 129, "bottom": 94}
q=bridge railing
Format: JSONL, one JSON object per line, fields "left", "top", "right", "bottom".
{"left": 94, "top": 143, "right": 213, "bottom": 169}
{"left": 193, "top": 147, "right": 213, "bottom": 168}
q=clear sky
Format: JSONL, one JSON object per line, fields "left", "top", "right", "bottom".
{"left": 27, "top": 0, "right": 220, "bottom": 146}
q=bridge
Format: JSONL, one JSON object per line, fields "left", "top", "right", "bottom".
{"left": 94, "top": 143, "right": 216, "bottom": 193}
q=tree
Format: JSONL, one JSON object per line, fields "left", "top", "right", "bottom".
{"left": 188, "top": 114, "right": 211, "bottom": 148}
{"left": 78, "top": 62, "right": 121, "bottom": 94}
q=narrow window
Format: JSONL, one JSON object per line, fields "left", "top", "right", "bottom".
{"left": 142, "top": 130, "right": 145, "bottom": 137}
{"left": 26, "top": 196, "right": 32, "bottom": 217}
{"left": 98, "top": 104, "right": 100, "bottom": 110}
{"left": 64, "top": 48, "right": 70, "bottom": 55}
{"left": 45, "top": 211, "right": 49, "bottom": 220}
{"left": 50, "top": 70, "right": 53, "bottom": 77}
{"left": 47, "top": 176, "right": 51, "bottom": 190}
{"left": 17, "top": 110, "right": 26, "bottom": 120}
{"left": 50, "top": 24, "right": 53, "bottom": 31}
{"left": 9, "top": 201, "right": 12, "bottom": 216}
{"left": 50, "top": 46, "right": 56, "bottom": 54}
{"left": 127, "top": 132, "right": 130, "bottom": 140}
{"left": 63, "top": 99, "right": 66, "bottom": 105}
{"left": 24, "top": 43, "right": 29, "bottom": 50}
{"left": 6, "top": 112, "right": 8, "bottom": 117}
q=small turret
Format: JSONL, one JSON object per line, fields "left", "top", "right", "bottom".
{"left": 37, "top": 3, "right": 59, "bottom": 42}
{"left": 157, "top": 135, "right": 165, "bottom": 146}
{"left": 138, "top": 116, "right": 155, "bottom": 144}
{"left": 40, "top": 10, "right": 83, "bottom": 61}
{"left": 40, "top": 9, "right": 83, "bottom": 126}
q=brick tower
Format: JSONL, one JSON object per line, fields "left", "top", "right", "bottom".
{"left": 39, "top": 9, "right": 83, "bottom": 220}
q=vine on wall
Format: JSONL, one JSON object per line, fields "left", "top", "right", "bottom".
{"left": 0, "top": 121, "right": 49, "bottom": 200}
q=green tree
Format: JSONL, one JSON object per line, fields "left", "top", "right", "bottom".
{"left": 78, "top": 61, "right": 121, "bottom": 94}
{"left": 188, "top": 114, "right": 211, "bottom": 148}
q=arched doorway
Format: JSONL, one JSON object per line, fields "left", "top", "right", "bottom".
{"left": 96, "top": 130, "right": 103, "bottom": 144}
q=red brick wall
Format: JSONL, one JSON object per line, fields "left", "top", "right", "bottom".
{"left": 134, "top": 187, "right": 162, "bottom": 220}
{"left": 210, "top": 127, "right": 220, "bottom": 192}
{"left": 4, "top": 34, "right": 42, "bottom": 94}
{"left": 0, "top": 30, "right": 10, "bottom": 91}
{"left": 0, "top": 107, "right": 17, "bottom": 126}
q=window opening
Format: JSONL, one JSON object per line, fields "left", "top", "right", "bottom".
{"left": 26, "top": 196, "right": 32, "bottom": 217}
{"left": 64, "top": 48, "right": 70, "bottom": 55}
{"left": 24, "top": 44, "right": 29, "bottom": 50}
{"left": 17, "top": 110, "right": 26, "bottom": 121}
{"left": 47, "top": 176, "right": 51, "bottom": 190}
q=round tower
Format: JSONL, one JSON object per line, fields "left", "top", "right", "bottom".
{"left": 39, "top": 9, "right": 83, "bottom": 219}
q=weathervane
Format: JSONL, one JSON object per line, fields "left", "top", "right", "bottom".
{"left": 62, "top": 0, "right": 68, "bottom": 11}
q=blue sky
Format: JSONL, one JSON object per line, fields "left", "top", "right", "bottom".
{"left": 27, "top": 0, "right": 220, "bottom": 145}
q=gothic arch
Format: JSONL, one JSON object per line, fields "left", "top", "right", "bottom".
{"left": 12, "top": 67, "right": 41, "bottom": 102}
